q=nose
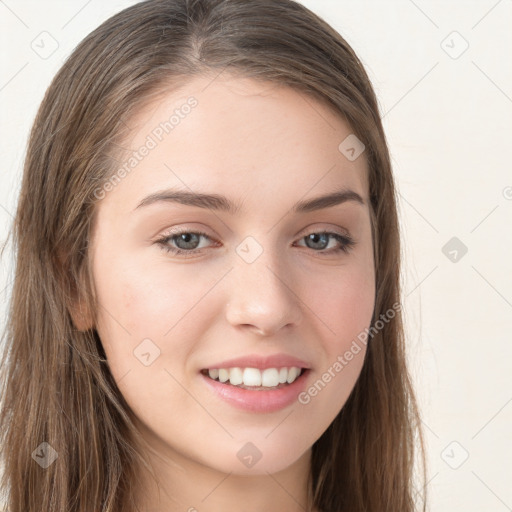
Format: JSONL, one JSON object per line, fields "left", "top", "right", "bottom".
{"left": 225, "top": 247, "right": 303, "bottom": 337}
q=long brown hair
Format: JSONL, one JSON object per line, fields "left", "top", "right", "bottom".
{"left": 0, "top": 0, "right": 427, "bottom": 510}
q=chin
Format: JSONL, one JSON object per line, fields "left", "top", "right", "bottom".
{"left": 202, "top": 438, "right": 311, "bottom": 476}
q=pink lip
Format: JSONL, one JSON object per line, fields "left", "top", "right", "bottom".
{"left": 200, "top": 369, "right": 311, "bottom": 413}
{"left": 201, "top": 353, "right": 311, "bottom": 371}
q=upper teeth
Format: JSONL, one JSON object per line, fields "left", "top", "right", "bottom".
{"left": 207, "top": 367, "right": 302, "bottom": 387}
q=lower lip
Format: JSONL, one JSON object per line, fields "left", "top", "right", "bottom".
{"left": 200, "top": 370, "right": 310, "bottom": 413}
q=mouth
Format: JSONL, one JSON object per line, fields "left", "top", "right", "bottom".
{"left": 199, "top": 364, "right": 311, "bottom": 413}
{"left": 200, "top": 366, "right": 307, "bottom": 391}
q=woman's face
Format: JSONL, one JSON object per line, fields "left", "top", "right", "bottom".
{"left": 87, "top": 74, "right": 375, "bottom": 476}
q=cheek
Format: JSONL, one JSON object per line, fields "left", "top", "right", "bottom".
{"left": 305, "top": 258, "right": 375, "bottom": 347}
{"left": 92, "top": 260, "right": 222, "bottom": 425}
{"left": 92, "top": 255, "right": 221, "bottom": 375}
{"left": 296, "top": 260, "right": 374, "bottom": 420}
{"left": 96, "top": 254, "right": 218, "bottom": 331}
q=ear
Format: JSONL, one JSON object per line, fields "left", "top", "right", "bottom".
{"left": 57, "top": 249, "right": 95, "bottom": 332}
{"left": 68, "top": 292, "right": 95, "bottom": 332}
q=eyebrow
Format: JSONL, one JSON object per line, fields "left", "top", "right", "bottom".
{"left": 133, "top": 187, "right": 365, "bottom": 214}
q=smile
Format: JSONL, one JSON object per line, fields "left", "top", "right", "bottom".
{"left": 201, "top": 366, "right": 304, "bottom": 389}
{"left": 200, "top": 366, "right": 310, "bottom": 413}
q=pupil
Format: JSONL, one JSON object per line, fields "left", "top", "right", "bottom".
{"left": 307, "top": 233, "right": 328, "bottom": 250}
{"left": 176, "top": 233, "right": 199, "bottom": 249}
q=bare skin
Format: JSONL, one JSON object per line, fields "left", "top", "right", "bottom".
{"left": 77, "top": 74, "right": 375, "bottom": 512}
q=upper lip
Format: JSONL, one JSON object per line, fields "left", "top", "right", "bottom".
{"left": 202, "top": 353, "right": 312, "bottom": 371}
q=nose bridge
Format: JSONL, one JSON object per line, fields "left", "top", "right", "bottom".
{"left": 225, "top": 235, "right": 302, "bottom": 335}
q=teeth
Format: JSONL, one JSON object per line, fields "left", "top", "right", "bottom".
{"left": 286, "top": 366, "right": 300, "bottom": 383}
{"left": 243, "top": 368, "right": 261, "bottom": 386}
{"left": 229, "top": 367, "right": 243, "bottom": 386}
{"left": 206, "top": 366, "right": 303, "bottom": 387}
{"left": 261, "top": 368, "right": 279, "bottom": 387}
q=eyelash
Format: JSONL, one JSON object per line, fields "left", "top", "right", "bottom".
{"left": 155, "top": 229, "right": 356, "bottom": 257}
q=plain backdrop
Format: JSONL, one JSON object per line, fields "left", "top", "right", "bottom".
{"left": 1, "top": 1, "right": 511, "bottom": 511}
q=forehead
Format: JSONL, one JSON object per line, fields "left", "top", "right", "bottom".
{"left": 104, "top": 74, "right": 369, "bottom": 213}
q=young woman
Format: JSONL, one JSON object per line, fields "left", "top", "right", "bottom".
{"left": 0, "top": 0, "right": 427, "bottom": 510}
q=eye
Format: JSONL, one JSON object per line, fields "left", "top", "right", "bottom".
{"left": 154, "top": 229, "right": 356, "bottom": 257}
{"left": 294, "top": 231, "right": 355, "bottom": 255}
{"left": 155, "top": 229, "right": 216, "bottom": 257}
